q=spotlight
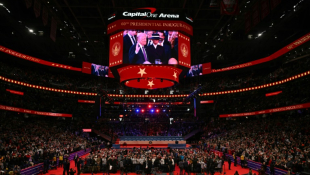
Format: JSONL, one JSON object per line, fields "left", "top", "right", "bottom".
{"left": 141, "top": 109, "right": 145, "bottom": 112}
{"left": 148, "top": 105, "right": 152, "bottom": 108}
{"left": 151, "top": 109, "right": 154, "bottom": 113}
{"left": 136, "top": 109, "right": 139, "bottom": 112}
{"left": 156, "top": 109, "right": 159, "bottom": 113}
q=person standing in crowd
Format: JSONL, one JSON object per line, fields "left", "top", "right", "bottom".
{"left": 144, "top": 156, "right": 152, "bottom": 175}
{"left": 76, "top": 158, "right": 82, "bottom": 175}
{"left": 43, "top": 157, "right": 49, "bottom": 174}
{"left": 69, "top": 168, "right": 76, "bottom": 175}
{"left": 233, "top": 153, "right": 237, "bottom": 167}
{"left": 270, "top": 158, "right": 275, "bottom": 175}
{"left": 74, "top": 154, "right": 78, "bottom": 167}
{"left": 119, "top": 157, "right": 125, "bottom": 175}
{"left": 63, "top": 159, "right": 70, "bottom": 175}
{"left": 228, "top": 156, "right": 232, "bottom": 170}
{"left": 123, "top": 30, "right": 137, "bottom": 63}
{"left": 59, "top": 153, "right": 64, "bottom": 167}
{"left": 241, "top": 154, "right": 245, "bottom": 168}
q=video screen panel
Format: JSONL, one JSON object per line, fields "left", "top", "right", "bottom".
{"left": 122, "top": 30, "right": 179, "bottom": 65}
{"left": 91, "top": 63, "right": 109, "bottom": 77}
{"left": 186, "top": 64, "right": 202, "bottom": 77}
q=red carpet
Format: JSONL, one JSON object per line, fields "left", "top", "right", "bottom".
{"left": 45, "top": 154, "right": 258, "bottom": 175}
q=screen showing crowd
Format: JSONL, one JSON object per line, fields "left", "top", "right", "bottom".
{"left": 123, "top": 30, "right": 179, "bottom": 65}
{"left": 91, "top": 64, "right": 109, "bottom": 77}
{"left": 186, "top": 64, "right": 202, "bottom": 77}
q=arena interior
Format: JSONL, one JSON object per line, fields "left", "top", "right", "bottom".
{"left": 1, "top": 0, "right": 310, "bottom": 175}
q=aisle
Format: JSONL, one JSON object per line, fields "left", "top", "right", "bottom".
{"left": 45, "top": 156, "right": 258, "bottom": 175}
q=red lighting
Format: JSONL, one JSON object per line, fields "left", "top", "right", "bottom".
{"left": 148, "top": 105, "right": 152, "bottom": 108}
{"left": 156, "top": 109, "right": 160, "bottom": 113}
{"left": 141, "top": 109, "right": 145, "bottom": 113}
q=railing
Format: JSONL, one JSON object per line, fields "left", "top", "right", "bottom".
{"left": 20, "top": 146, "right": 100, "bottom": 175}
{"left": 210, "top": 149, "right": 290, "bottom": 175}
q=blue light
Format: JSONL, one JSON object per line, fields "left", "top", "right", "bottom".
{"left": 151, "top": 109, "right": 154, "bottom": 113}
{"left": 163, "top": 110, "right": 166, "bottom": 112}
{"left": 136, "top": 109, "right": 139, "bottom": 112}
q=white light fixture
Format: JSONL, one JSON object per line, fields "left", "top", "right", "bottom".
{"left": 29, "top": 29, "right": 34, "bottom": 33}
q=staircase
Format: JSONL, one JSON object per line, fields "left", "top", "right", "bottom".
{"left": 183, "top": 128, "right": 202, "bottom": 140}
{"left": 93, "top": 129, "right": 112, "bottom": 141}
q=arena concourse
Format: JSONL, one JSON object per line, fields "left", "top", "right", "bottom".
{"left": 1, "top": 1, "right": 310, "bottom": 175}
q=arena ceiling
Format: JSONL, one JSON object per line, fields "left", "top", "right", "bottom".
{"left": 1, "top": 0, "right": 310, "bottom": 67}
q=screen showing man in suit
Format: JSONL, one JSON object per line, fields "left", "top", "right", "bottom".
{"left": 91, "top": 64, "right": 109, "bottom": 77}
{"left": 124, "top": 30, "right": 179, "bottom": 65}
{"left": 186, "top": 64, "right": 202, "bottom": 77}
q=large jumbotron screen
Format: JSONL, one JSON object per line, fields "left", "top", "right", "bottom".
{"left": 122, "top": 30, "right": 179, "bottom": 65}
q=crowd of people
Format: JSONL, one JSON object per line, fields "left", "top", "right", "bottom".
{"left": 73, "top": 147, "right": 226, "bottom": 175}
{"left": 0, "top": 115, "right": 101, "bottom": 174}
{"left": 201, "top": 113, "right": 310, "bottom": 174}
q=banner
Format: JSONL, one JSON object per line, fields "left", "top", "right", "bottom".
{"left": 252, "top": 1, "right": 261, "bottom": 28}
{"left": 6, "top": 89, "right": 24, "bottom": 95}
{"left": 78, "top": 100, "right": 95, "bottom": 103}
{"left": 42, "top": 6, "right": 48, "bottom": 26}
{"left": 108, "top": 69, "right": 114, "bottom": 78}
{"left": 178, "top": 33, "right": 191, "bottom": 68}
{"left": 0, "top": 45, "right": 81, "bottom": 71}
{"left": 50, "top": 17, "right": 57, "bottom": 42}
{"left": 212, "top": 32, "right": 310, "bottom": 72}
{"left": 221, "top": 0, "right": 239, "bottom": 15}
{"left": 25, "top": 0, "right": 32, "bottom": 9}
{"left": 219, "top": 102, "right": 310, "bottom": 118}
{"left": 0, "top": 105, "right": 72, "bottom": 117}
{"left": 245, "top": 11, "right": 252, "bottom": 34}
{"left": 270, "top": 0, "right": 281, "bottom": 10}
{"left": 82, "top": 62, "right": 92, "bottom": 74}
{"left": 200, "top": 100, "right": 214, "bottom": 104}
{"left": 107, "top": 19, "right": 193, "bottom": 36}
{"left": 33, "top": 0, "right": 41, "bottom": 18}
{"left": 261, "top": 0, "right": 270, "bottom": 20}
{"left": 202, "top": 62, "right": 212, "bottom": 75}
{"left": 265, "top": 91, "right": 282, "bottom": 97}
{"left": 109, "top": 31, "right": 124, "bottom": 67}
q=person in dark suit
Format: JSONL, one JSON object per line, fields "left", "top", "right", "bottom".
{"left": 228, "top": 157, "right": 232, "bottom": 170}
{"left": 63, "top": 159, "right": 70, "bottom": 175}
{"left": 146, "top": 33, "right": 164, "bottom": 64}
{"left": 123, "top": 30, "right": 137, "bottom": 64}
{"left": 158, "top": 31, "right": 172, "bottom": 64}
{"left": 74, "top": 154, "right": 78, "bottom": 167}
{"left": 77, "top": 158, "right": 82, "bottom": 175}
{"left": 145, "top": 30, "right": 153, "bottom": 46}
{"left": 43, "top": 157, "right": 49, "bottom": 173}
{"left": 128, "top": 33, "right": 151, "bottom": 64}
{"left": 144, "top": 157, "right": 152, "bottom": 175}
{"left": 91, "top": 64, "right": 97, "bottom": 75}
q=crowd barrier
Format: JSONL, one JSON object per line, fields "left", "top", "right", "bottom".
{"left": 20, "top": 147, "right": 97, "bottom": 175}
{"left": 211, "top": 149, "right": 290, "bottom": 175}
